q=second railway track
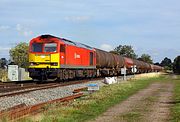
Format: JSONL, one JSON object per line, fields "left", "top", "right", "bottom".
{"left": 0, "top": 78, "right": 103, "bottom": 98}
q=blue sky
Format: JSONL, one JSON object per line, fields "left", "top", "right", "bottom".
{"left": 0, "top": 0, "right": 179, "bottom": 62}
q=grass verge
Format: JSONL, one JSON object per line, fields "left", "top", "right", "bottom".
{"left": 171, "top": 75, "right": 180, "bottom": 122}
{"left": 21, "top": 75, "right": 165, "bottom": 122}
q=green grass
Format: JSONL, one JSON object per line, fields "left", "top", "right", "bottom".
{"left": 25, "top": 75, "right": 165, "bottom": 122}
{"left": 117, "top": 111, "right": 142, "bottom": 122}
{"left": 171, "top": 75, "right": 180, "bottom": 122}
{"left": 114, "top": 85, "right": 160, "bottom": 122}
{"left": 4, "top": 74, "right": 179, "bottom": 122}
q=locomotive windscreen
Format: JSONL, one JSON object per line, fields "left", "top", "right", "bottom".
{"left": 44, "top": 43, "right": 57, "bottom": 52}
{"left": 31, "top": 43, "right": 57, "bottom": 53}
{"left": 32, "top": 43, "right": 43, "bottom": 52}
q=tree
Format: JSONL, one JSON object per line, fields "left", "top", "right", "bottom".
{"left": 110, "top": 45, "right": 138, "bottom": 59}
{"left": 0, "top": 58, "right": 8, "bottom": 69}
{"left": 173, "top": 56, "right": 180, "bottom": 74}
{"left": 9, "top": 42, "right": 29, "bottom": 69}
{"left": 160, "top": 57, "right": 173, "bottom": 70}
{"left": 138, "top": 54, "right": 153, "bottom": 64}
{"left": 154, "top": 62, "right": 161, "bottom": 66}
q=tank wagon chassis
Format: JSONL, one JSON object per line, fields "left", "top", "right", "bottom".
{"left": 28, "top": 35, "right": 163, "bottom": 81}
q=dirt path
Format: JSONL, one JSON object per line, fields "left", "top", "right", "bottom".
{"left": 90, "top": 82, "right": 174, "bottom": 122}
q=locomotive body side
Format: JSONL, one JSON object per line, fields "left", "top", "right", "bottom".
{"left": 62, "top": 41, "right": 96, "bottom": 69}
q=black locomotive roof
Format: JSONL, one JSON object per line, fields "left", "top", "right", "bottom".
{"left": 40, "top": 34, "right": 93, "bottom": 50}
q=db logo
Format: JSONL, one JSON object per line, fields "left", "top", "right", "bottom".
{"left": 74, "top": 53, "right": 80, "bottom": 59}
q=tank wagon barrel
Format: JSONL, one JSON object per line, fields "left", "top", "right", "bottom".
{"left": 95, "top": 48, "right": 124, "bottom": 69}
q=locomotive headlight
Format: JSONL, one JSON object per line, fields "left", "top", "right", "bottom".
{"left": 30, "top": 62, "right": 34, "bottom": 66}
{"left": 51, "top": 62, "right": 58, "bottom": 66}
{"left": 30, "top": 62, "right": 38, "bottom": 66}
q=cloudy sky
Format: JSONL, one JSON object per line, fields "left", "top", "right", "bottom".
{"left": 0, "top": 0, "right": 180, "bottom": 62}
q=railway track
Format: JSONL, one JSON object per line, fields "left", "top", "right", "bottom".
{"left": 0, "top": 82, "right": 57, "bottom": 93}
{"left": 0, "top": 78, "right": 103, "bottom": 98}
{"left": 0, "top": 81, "right": 36, "bottom": 90}
{"left": 0, "top": 75, "right": 132, "bottom": 98}
{"left": 0, "top": 79, "right": 95, "bottom": 120}
{"left": 0, "top": 92, "right": 84, "bottom": 120}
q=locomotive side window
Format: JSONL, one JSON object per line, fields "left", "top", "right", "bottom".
{"left": 44, "top": 43, "right": 57, "bottom": 52}
{"left": 60, "top": 44, "right": 65, "bottom": 52}
{"left": 90, "top": 52, "right": 93, "bottom": 65}
{"left": 32, "top": 43, "right": 43, "bottom": 52}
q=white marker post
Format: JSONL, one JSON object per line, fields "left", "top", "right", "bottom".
{"left": 131, "top": 65, "right": 137, "bottom": 78}
{"left": 8, "top": 65, "right": 19, "bottom": 81}
{"left": 88, "top": 83, "right": 99, "bottom": 93}
{"left": 121, "top": 67, "right": 127, "bottom": 81}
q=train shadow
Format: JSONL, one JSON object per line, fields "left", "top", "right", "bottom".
{"left": 161, "top": 100, "right": 180, "bottom": 104}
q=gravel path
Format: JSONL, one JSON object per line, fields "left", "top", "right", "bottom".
{"left": 144, "top": 83, "right": 173, "bottom": 122}
{"left": 90, "top": 82, "right": 174, "bottom": 122}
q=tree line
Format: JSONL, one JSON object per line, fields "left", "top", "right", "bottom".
{"left": 110, "top": 45, "right": 153, "bottom": 64}
{"left": 109, "top": 45, "right": 179, "bottom": 74}
{"left": 0, "top": 43, "right": 179, "bottom": 74}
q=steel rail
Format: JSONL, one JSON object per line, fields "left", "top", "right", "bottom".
{"left": 0, "top": 93, "right": 83, "bottom": 120}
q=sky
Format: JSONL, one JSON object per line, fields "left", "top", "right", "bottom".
{"left": 0, "top": 0, "right": 180, "bottom": 63}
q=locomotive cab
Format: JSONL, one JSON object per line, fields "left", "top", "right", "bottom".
{"left": 28, "top": 35, "right": 62, "bottom": 80}
{"left": 29, "top": 38, "right": 60, "bottom": 69}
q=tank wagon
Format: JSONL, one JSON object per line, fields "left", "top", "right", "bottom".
{"left": 95, "top": 48, "right": 124, "bottom": 76}
{"left": 28, "top": 35, "right": 162, "bottom": 81}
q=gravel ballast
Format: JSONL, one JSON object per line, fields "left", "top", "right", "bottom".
{"left": 0, "top": 75, "right": 135, "bottom": 111}
{"left": 0, "top": 79, "right": 106, "bottom": 111}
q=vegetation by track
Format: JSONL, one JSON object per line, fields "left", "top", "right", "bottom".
{"left": 171, "top": 75, "right": 180, "bottom": 122}
{"left": 3, "top": 73, "right": 179, "bottom": 122}
{"left": 18, "top": 74, "right": 164, "bottom": 122}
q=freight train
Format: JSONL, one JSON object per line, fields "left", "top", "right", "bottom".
{"left": 28, "top": 35, "right": 163, "bottom": 81}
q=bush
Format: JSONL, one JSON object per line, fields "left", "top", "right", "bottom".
{"left": 173, "top": 56, "right": 180, "bottom": 74}
{"left": 0, "top": 69, "right": 8, "bottom": 82}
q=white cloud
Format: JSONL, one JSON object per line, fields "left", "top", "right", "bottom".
{"left": 16, "top": 24, "right": 33, "bottom": 37}
{"left": 0, "top": 47, "right": 10, "bottom": 51}
{"left": 64, "top": 16, "right": 90, "bottom": 23}
{"left": 0, "top": 25, "right": 10, "bottom": 31}
{"left": 99, "top": 44, "right": 113, "bottom": 51}
{"left": 16, "top": 24, "right": 22, "bottom": 31}
{"left": 0, "top": 47, "right": 11, "bottom": 58}
{"left": 0, "top": 46, "right": 11, "bottom": 58}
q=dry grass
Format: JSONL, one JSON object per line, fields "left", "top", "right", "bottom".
{"left": 133, "top": 72, "right": 163, "bottom": 80}
{"left": 0, "top": 69, "right": 8, "bottom": 82}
